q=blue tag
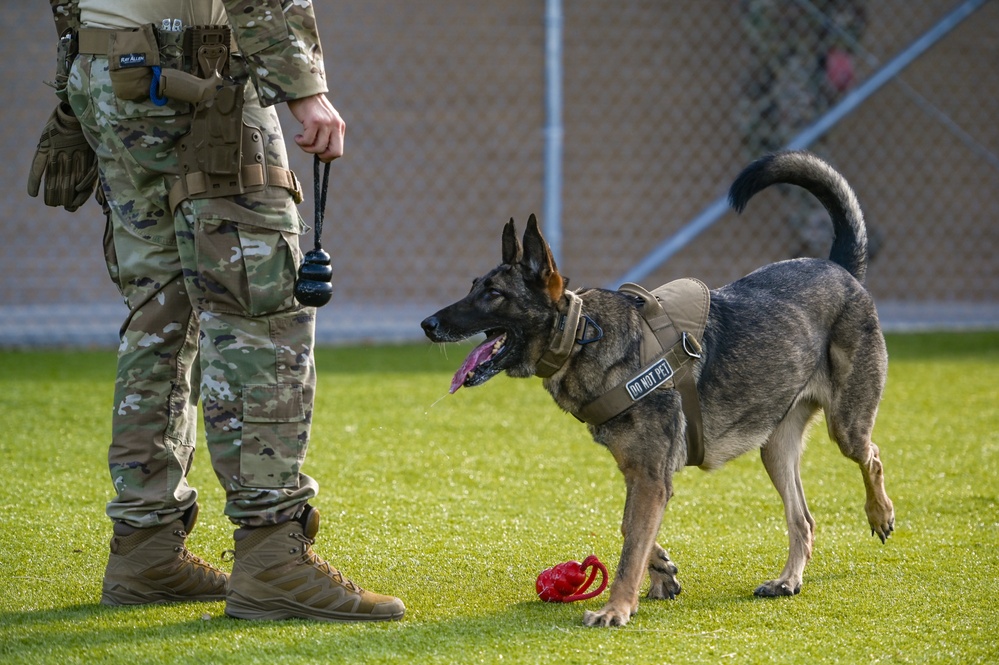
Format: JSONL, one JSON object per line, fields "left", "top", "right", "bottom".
{"left": 626, "top": 358, "right": 674, "bottom": 401}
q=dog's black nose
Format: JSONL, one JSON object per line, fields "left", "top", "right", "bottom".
{"left": 421, "top": 316, "right": 439, "bottom": 336}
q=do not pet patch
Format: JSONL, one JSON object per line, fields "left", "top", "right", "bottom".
{"left": 626, "top": 358, "right": 674, "bottom": 401}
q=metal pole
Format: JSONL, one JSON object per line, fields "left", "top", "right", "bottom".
{"left": 544, "top": 0, "right": 564, "bottom": 264}
{"left": 611, "top": 0, "right": 989, "bottom": 288}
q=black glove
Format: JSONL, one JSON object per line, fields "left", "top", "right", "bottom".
{"left": 27, "top": 102, "right": 98, "bottom": 212}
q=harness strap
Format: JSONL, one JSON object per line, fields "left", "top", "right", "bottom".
{"left": 576, "top": 280, "right": 709, "bottom": 467}
{"left": 575, "top": 340, "right": 691, "bottom": 425}
{"left": 674, "top": 358, "right": 704, "bottom": 466}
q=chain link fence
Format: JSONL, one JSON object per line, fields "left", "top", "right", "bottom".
{"left": 2, "top": 0, "right": 997, "bottom": 347}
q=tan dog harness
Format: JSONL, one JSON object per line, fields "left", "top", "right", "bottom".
{"left": 537, "top": 279, "right": 710, "bottom": 466}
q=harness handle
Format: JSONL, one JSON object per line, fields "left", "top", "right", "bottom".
{"left": 312, "top": 155, "right": 331, "bottom": 252}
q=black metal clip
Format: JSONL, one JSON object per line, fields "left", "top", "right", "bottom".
{"left": 578, "top": 315, "right": 604, "bottom": 345}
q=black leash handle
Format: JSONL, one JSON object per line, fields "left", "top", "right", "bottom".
{"left": 312, "top": 155, "right": 331, "bottom": 252}
{"left": 293, "top": 156, "right": 334, "bottom": 307}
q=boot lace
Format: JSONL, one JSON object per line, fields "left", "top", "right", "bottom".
{"left": 290, "top": 532, "right": 361, "bottom": 593}
{"left": 172, "top": 529, "right": 223, "bottom": 572}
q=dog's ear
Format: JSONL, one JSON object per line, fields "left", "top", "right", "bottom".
{"left": 502, "top": 218, "right": 523, "bottom": 265}
{"left": 522, "top": 213, "right": 565, "bottom": 302}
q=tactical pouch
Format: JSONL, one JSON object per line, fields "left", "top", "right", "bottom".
{"left": 108, "top": 24, "right": 160, "bottom": 101}
{"left": 52, "top": 30, "right": 78, "bottom": 101}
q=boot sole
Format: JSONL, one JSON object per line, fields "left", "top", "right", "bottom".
{"left": 102, "top": 585, "right": 227, "bottom": 606}
{"left": 225, "top": 592, "right": 404, "bottom": 622}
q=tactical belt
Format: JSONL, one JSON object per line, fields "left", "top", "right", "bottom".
{"left": 537, "top": 280, "right": 710, "bottom": 466}
{"left": 78, "top": 27, "right": 239, "bottom": 58}
{"left": 77, "top": 26, "right": 303, "bottom": 211}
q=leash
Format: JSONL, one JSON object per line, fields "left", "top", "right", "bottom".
{"left": 294, "top": 156, "right": 333, "bottom": 307}
{"left": 536, "top": 555, "right": 608, "bottom": 602}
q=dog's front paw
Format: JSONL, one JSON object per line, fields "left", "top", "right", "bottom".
{"left": 582, "top": 602, "right": 635, "bottom": 627}
{"left": 753, "top": 579, "right": 801, "bottom": 597}
{"left": 867, "top": 498, "right": 895, "bottom": 544}
{"left": 647, "top": 551, "right": 682, "bottom": 600}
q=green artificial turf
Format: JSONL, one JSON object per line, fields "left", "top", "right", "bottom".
{"left": 0, "top": 332, "right": 997, "bottom": 664}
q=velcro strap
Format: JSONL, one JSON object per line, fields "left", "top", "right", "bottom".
{"left": 168, "top": 164, "right": 302, "bottom": 213}
{"left": 78, "top": 28, "right": 116, "bottom": 55}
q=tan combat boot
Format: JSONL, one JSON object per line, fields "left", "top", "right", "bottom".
{"left": 101, "top": 504, "right": 229, "bottom": 605}
{"left": 225, "top": 505, "right": 405, "bottom": 622}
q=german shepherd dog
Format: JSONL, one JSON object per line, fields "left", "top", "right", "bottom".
{"left": 421, "top": 151, "right": 894, "bottom": 627}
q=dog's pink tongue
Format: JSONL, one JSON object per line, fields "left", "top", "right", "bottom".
{"left": 450, "top": 337, "right": 496, "bottom": 394}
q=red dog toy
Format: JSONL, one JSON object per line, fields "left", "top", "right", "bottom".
{"left": 536, "top": 555, "right": 609, "bottom": 602}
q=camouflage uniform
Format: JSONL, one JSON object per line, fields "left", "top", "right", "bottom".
{"left": 738, "top": 0, "right": 867, "bottom": 257}
{"left": 51, "top": 0, "right": 328, "bottom": 528}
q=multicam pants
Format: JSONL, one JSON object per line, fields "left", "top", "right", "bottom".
{"left": 68, "top": 52, "right": 319, "bottom": 528}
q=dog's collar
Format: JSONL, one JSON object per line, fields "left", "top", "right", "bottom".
{"left": 535, "top": 290, "right": 602, "bottom": 378}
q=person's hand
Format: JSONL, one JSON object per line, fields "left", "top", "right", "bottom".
{"left": 287, "top": 93, "right": 345, "bottom": 163}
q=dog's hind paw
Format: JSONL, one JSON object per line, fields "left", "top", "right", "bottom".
{"left": 753, "top": 580, "right": 801, "bottom": 597}
{"left": 647, "top": 552, "right": 682, "bottom": 600}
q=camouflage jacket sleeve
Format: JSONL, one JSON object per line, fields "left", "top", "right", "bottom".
{"left": 223, "top": 0, "right": 328, "bottom": 107}
{"left": 49, "top": 0, "right": 80, "bottom": 37}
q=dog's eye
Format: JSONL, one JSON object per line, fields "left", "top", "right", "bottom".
{"left": 483, "top": 289, "right": 503, "bottom": 302}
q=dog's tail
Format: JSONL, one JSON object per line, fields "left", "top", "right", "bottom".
{"left": 728, "top": 150, "right": 868, "bottom": 283}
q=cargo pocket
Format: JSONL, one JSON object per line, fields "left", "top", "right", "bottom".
{"left": 103, "top": 215, "right": 122, "bottom": 294}
{"left": 240, "top": 383, "right": 306, "bottom": 489}
{"left": 193, "top": 197, "right": 304, "bottom": 316}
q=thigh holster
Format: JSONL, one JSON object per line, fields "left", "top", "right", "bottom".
{"left": 165, "top": 26, "right": 302, "bottom": 213}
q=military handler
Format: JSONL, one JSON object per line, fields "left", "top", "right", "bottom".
{"left": 29, "top": 0, "right": 404, "bottom": 622}
{"left": 737, "top": 0, "right": 869, "bottom": 258}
